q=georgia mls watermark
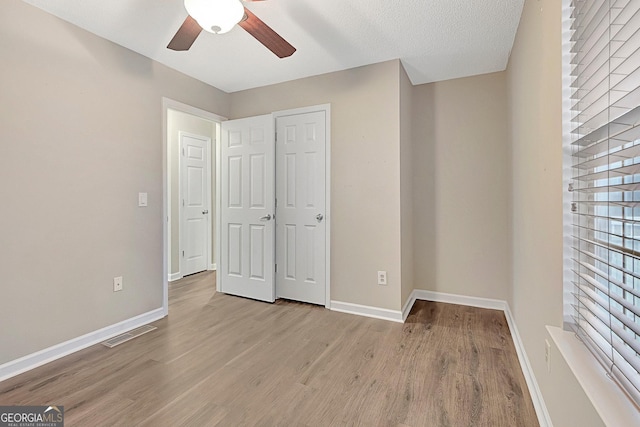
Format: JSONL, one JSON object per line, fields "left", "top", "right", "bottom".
{"left": 0, "top": 406, "right": 64, "bottom": 427}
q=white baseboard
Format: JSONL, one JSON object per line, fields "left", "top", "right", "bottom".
{"left": 402, "top": 291, "right": 417, "bottom": 321}
{"left": 170, "top": 266, "right": 215, "bottom": 281}
{"left": 411, "top": 289, "right": 507, "bottom": 311}
{"left": 330, "top": 300, "right": 404, "bottom": 323}
{"left": 505, "top": 305, "right": 553, "bottom": 427}
{"left": 0, "top": 308, "right": 165, "bottom": 383}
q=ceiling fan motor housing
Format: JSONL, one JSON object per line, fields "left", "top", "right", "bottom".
{"left": 184, "top": 0, "right": 245, "bottom": 34}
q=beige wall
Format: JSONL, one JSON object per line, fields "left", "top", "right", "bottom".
{"left": 411, "top": 84, "right": 437, "bottom": 296}
{"left": 412, "top": 72, "right": 511, "bottom": 301}
{"left": 168, "top": 110, "right": 217, "bottom": 275}
{"left": 506, "top": 0, "right": 603, "bottom": 424}
{"left": 399, "top": 64, "right": 414, "bottom": 307}
{"left": 0, "top": 0, "right": 229, "bottom": 364}
{"left": 230, "top": 61, "right": 404, "bottom": 310}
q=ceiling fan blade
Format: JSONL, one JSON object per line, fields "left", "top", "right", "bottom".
{"left": 239, "top": 8, "right": 296, "bottom": 58}
{"left": 167, "top": 15, "right": 202, "bottom": 51}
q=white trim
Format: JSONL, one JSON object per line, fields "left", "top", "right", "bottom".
{"left": 272, "top": 104, "right": 331, "bottom": 118}
{"left": 330, "top": 300, "right": 404, "bottom": 323}
{"left": 506, "top": 306, "right": 553, "bottom": 427}
{"left": 163, "top": 99, "right": 226, "bottom": 123}
{"left": 324, "top": 106, "right": 331, "bottom": 309}
{"left": 215, "top": 121, "right": 222, "bottom": 293}
{"left": 162, "top": 97, "right": 226, "bottom": 315}
{"left": 209, "top": 263, "right": 217, "bottom": 271}
{"left": 401, "top": 291, "right": 417, "bottom": 321}
{"left": 272, "top": 104, "right": 331, "bottom": 308}
{"left": 168, "top": 272, "right": 182, "bottom": 282}
{"left": 411, "top": 289, "right": 506, "bottom": 311}
{"left": 0, "top": 308, "right": 164, "bottom": 383}
{"left": 162, "top": 100, "right": 169, "bottom": 316}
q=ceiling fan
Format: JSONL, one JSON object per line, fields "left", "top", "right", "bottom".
{"left": 167, "top": 0, "right": 296, "bottom": 58}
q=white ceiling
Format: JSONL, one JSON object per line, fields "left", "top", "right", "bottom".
{"left": 21, "top": 0, "right": 525, "bottom": 93}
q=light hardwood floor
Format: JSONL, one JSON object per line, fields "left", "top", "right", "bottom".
{"left": 0, "top": 271, "right": 539, "bottom": 426}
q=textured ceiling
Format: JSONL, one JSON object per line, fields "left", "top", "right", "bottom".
{"left": 20, "top": 0, "right": 525, "bottom": 93}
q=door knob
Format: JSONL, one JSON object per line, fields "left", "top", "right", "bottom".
{"left": 259, "top": 214, "right": 272, "bottom": 221}
{"left": 202, "top": 210, "right": 209, "bottom": 215}
{"left": 316, "top": 214, "right": 324, "bottom": 222}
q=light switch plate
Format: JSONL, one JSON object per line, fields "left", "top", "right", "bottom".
{"left": 138, "top": 192, "right": 148, "bottom": 207}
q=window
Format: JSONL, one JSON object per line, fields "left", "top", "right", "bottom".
{"left": 568, "top": 0, "right": 640, "bottom": 405}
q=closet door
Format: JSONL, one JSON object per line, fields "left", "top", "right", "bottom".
{"left": 220, "top": 115, "right": 275, "bottom": 302}
{"left": 275, "top": 110, "right": 327, "bottom": 305}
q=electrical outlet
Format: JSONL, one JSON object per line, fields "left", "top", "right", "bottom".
{"left": 377, "top": 271, "right": 387, "bottom": 286}
{"left": 113, "top": 276, "right": 123, "bottom": 292}
{"left": 545, "top": 339, "right": 551, "bottom": 372}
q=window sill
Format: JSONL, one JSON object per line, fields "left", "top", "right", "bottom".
{"left": 547, "top": 326, "right": 640, "bottom": 427}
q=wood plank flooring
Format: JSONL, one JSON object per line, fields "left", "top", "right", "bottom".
{"left": 0, "top": 271, "right": 539, "bottom": 426}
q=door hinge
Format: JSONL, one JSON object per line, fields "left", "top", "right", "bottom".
{"left": 182, "top": 147, "right": 185, "bottom": 156}
{"left": 182, "top": 250, "right": 185, "bottom": 257}
{"left": 182, "top": 199, "right": 185, "bottom": 207}
{"left": 275, "top": 264, "right": 277, "bottom": 272}
{"left": 275, "top": 198, "right": 278, "bottom": 208}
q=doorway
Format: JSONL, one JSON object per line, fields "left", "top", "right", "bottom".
{"left": 162, "top": 98, "right": 224, "bottom": 315}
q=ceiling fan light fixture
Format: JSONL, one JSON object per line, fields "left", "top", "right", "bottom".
{"left": 184, "top": 0, "right": 245, "bottom": 34}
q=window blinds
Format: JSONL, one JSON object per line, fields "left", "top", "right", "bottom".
{"left": 570, "top": 0, "right": 640, "bottom": 404}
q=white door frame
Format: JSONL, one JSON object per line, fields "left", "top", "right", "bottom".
{"left": 178, "top": 131, "right": 212, "bottom": 278}
{"left": 162, "top": 97, "right": 225, "bottom": 316}
{"left": 273, "top": 104, "right": 331, "bottom": 308}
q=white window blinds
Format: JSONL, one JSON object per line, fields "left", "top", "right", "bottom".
{"left": 569, "top": 0, "right": 640, "bottom": 404}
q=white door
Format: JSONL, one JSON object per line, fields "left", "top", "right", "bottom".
{"left": 275, "top": 111, "right": 326, "bottom": 305}
{"left": 220, "top": 115, "right": 275, "bottom": 302}
{"left": 181, "top": 133, "right": 210, "bottom": 276}
{"left": 180, "top": 132, "right": 211, "bottom": 276}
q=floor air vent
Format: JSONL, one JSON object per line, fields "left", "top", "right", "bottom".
{"left": 101, "top": 325, "right": 157, "bottom": 348}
